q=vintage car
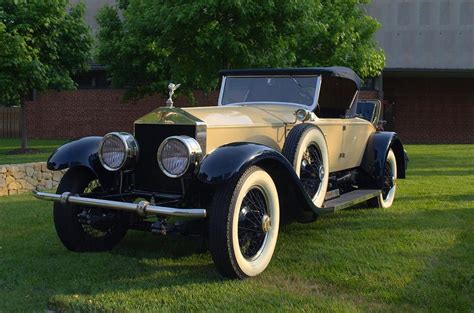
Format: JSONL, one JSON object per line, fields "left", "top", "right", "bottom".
{"left": 34, "top": 67, "right": 407, "bottom": 279}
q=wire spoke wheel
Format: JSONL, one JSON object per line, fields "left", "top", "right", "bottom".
{"left": 368, "top": 149, "right": 397, "bottom": 209}
{"left": 238, "top": 187, "right": 269, "bottom": 260}
{"left": 382, "top": 161, "right": 394, "bottom": 199}
{"left": 54, "top": 168, "right": 128, "bottom": 252}
{"left": 208, "top": 166, "right": 280, "bottom": 278}
{"left": 78, "top": 179, "right": 119, "bottom": 239}
{"left": 300, "top": 144, "right": 324, "bottom": 199}
{"left": 282, "top": 124, "right": 329, "bottom": 208}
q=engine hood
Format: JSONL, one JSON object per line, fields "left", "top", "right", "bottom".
{"left": 135, "top": 104, "right": 298, "bottom": 127}
{"left": 183, "top": 105, "right": 297, "bottom": 128}
{"left": 134, "top": 104, "right": 303, "bottom": 153}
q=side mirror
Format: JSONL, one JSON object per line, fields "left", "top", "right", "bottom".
{"left": 376, "top": 120, "right": 387, "bottom": 131}
{"left": 294, "top": 109, "right": 312, "bottom": 122}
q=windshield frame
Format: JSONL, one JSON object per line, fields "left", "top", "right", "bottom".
{"left": 218, "top": 75, "right": 322, "bottom": 111}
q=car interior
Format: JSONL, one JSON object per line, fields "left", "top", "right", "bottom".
{"left": 315, "top": 76, "right": 358, "bottom": 118}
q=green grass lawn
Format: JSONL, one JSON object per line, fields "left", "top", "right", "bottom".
{"left": 0, "top": 138, "right": 65, "bottom": 165}
{"left": 0, "top": 145, "right": 473, "bottom": 312}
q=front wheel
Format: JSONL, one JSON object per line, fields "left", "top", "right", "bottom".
{"left": 53, "top": 168, "right": 128, "bottom": 252}
{"left": 208, "top": 166, "right": 280, "bottom": 279}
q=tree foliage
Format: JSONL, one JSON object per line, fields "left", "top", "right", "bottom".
{"left": 0, "top": 0, "right": 93, "bottom": 106}
{"left": 97, "top": 0, "right": 384, "bottom": 99}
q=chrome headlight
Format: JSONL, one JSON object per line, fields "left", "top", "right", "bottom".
{"left": 98, "top": 132, "right": 139, "bottom": 171}
{"left": 157, "top": 136, "right": 202, "bottom": 178}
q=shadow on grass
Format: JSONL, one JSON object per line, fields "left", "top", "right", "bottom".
{"left": 398, "top": 194, "right": 474, "bottom": 202}
{"left": 396, "top": 225, "right": 474, "bottom": 311}
{"left": 408, "top": 169, "right": 474, "bottom": 176}
{"left": 316, "top": 207, "right": 473, "bottom": 232}
{"left": 0, "top": 217, "right": 222, "bottom": 311}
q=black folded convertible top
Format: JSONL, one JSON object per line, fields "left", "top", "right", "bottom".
{"left": 219, "top": 66, "right": 362, "bottom": 89}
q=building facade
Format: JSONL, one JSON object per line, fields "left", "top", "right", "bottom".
{"left": 365, "top": 0, "right": 474, "bottom": 143}
{"left": 25, "top": 0, "right": 474, "bottom": 143}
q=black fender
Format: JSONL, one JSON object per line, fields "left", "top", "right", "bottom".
{"left": 360, "top": 131, "right": 407, "bottom": 188}
{"left": 197, "top": 142, "right": 325, "bottom": 222}
{"left": 47, "top": 136, "right": 116, "bottom": 188}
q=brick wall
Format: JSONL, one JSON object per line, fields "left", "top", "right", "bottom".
{"left": 25, "top": 83, "right": 472, "bottom": 143}
{"left": 384, "top": 77, "right": 474, "bottom": 144}
{"left": 26, "top": 89, "right": 380, "bottom": 139}
{"left": 26, "top": 90, "right": 218, "bottom": 139}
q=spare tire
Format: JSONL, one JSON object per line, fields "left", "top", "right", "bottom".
{"left": 282, "top": 124, "right": 329, "bottom": 207}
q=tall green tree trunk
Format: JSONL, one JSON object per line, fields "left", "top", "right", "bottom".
{"left": 20, "top": 98, "right": 28, "bottom": 150}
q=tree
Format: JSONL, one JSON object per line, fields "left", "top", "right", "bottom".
{"left": 0, "top": 0, "right": 92, "bottom": 150}
{"left": 97, "top": 0, "right": 384, "bottom": 100}
{"left": 296, "top": 0, "right": 385, "bottom": 78}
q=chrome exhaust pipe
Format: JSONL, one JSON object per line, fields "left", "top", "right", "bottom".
{"left": 33, "top": 190, "right": 206, "bottom": 218}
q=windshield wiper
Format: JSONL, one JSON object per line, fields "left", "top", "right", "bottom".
{"left": 289, "top": 76, "right": 314, "bottom": 101}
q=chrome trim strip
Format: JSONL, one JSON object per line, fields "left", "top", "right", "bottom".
{"left": 33, "top": 190, "right": 207, "bottom": 218}
{"left": 217, "top": 76, "right": 226, "bottom": 106}
{"left": 134, "top": 107, "right": 205, "bottom": 126}
{"left": 195, "top": 122, "right": 207, "bottom": 155}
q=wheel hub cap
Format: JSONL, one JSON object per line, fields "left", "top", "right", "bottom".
{"left": 318, "top": 165, "right": 325, "bottom": 181}
{"left": 261, "top": 214, "right": 271, "bottom": 232}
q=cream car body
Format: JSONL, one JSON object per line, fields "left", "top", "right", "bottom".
{"left": 35, "top": 66, "right": 407, "bottom": 279}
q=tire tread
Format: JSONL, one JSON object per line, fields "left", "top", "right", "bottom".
{"left": 53, "top": 168, "right": 128, "bottom": 252}
{"left": 208, "top": 166, "right": 263, "bottom": 279}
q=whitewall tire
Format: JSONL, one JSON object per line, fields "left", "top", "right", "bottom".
{"left": 208, "top": 166, "right": 280, "bottom": 279}
{"left": 283, "top": 124, "right": 329, "bottom": 207}
{"left": 369, "top": 149, "right": 397, "bottom": 208}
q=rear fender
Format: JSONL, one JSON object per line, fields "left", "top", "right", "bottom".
{"left": 360, "top": 132, "right": 407, "bottom": 188}
{"left": 47, "top": 136, "right": 116, "bottom": 188}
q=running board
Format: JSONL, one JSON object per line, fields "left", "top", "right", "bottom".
{"left": 320, "top": 189, "right": 381, "bottom": 214}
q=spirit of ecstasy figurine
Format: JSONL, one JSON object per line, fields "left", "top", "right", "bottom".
{"left": 166, "top": 83, "right": 181, "bottom": 108}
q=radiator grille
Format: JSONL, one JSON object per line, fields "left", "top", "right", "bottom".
{"left": 134, "top": 124, "right": 196, "bottom": 193}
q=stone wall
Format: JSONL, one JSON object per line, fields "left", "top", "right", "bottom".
{"left": 0, "top": 162, "right": 65, "bottom": 196}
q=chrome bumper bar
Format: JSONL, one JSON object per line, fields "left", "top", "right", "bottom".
{"left": 32, "top": 190, "right": 206, "bottom": 218}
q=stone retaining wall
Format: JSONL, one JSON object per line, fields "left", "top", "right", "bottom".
{"left": 0, "top": 162, "right": 66, "bottom": 196}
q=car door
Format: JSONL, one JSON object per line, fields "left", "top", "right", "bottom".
{"left": 339, "top": 100, "right": 381, "bottom": 169}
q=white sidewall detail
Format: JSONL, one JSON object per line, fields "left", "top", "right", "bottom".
{"left": 378, "top": 149, "right": 397, "bottom": 208}
{"left": 231, "top": 169, "right": 280, "bottom": 277}
{"left": 293, "top": 128, "right": 329, "bottom": 207}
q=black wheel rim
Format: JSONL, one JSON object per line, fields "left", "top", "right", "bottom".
{"left": 382, "top": 161, "right": 394, "bottom": 199}
{"left": 300, "top": 144, "right": 323, "bottom": 198}
{"left": 78, "top": 179, "right": 119, "bottom": 238}
{"left": 238, "top": 187, "right": 269, "bottom": 260}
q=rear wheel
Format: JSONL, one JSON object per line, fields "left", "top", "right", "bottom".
{"left": 208, "top": 166, "right": 280, "bottom": 279}
{"left": 368, "top": 149, "right": 397, "bottom": 208}
{"left": 53, "top": 168, "right": 128, "bottom": 252}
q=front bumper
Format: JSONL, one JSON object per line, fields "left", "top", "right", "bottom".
{"left": 33, "top": 190, "right": 206, "bottom": 218}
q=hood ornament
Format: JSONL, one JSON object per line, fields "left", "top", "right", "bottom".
{"left": 166, "top": 83, "right": 181, "bottom": 108}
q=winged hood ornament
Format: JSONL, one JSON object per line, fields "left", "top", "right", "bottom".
{"left": 166, "top": 83, "right": 181, "bottom": 108}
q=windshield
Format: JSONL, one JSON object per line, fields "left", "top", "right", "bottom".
{"left": 220, "top": 75, "right": 320, "bottom": 108}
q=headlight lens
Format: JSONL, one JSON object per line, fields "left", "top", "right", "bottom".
{"left": 99, "top": 132, "right": 139, "bottom": 171}
{"left": 158, "top": 136, "right": 202, "bottom": 178}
